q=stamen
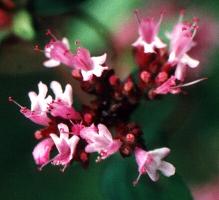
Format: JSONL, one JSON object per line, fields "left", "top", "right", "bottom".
{"left": 134, "top": 9, "right": 141, "bottom": 24}
{"left": 8, "top": 96, "right": 24, "bottom": 108}
{"left": 46, "top": 29, "right": 58, "bottom": 41}
{"left": 133, "top": 173, "right": 142, "bottom": 186}
{"left": 157, "top": 10, "right": 164, "bottom": 27}
{"left": 69, "top": 119, "right": 74, "bottom": 125}
{"left": 172, "top": 77, "right": 207, "bottom": 89}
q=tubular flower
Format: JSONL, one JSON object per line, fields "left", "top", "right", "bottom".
{"left": 132, "top": 12, "right": 166, "bottom": 53}
{"left": 44, "top": 37, "right": 75, "bottom": 68}
{"left": 32, "top": 138, "right": 54, "bottom": 166}
{"left": 73, "top": 47, "right": 108, "bottom": 81}
{"left": 22, "top": 82, "right": 52, "bottom": 126}
{"left": 168, "top": 20, "right": 199, "bottom": 81}
{"left": 154, "top": 76, "right": 181, "bottom": 95}
{"left": 133, "top": 147, "right": 175, "bottom": 185}
{"left": 50, "top": 123, "right": 80, "bottom": 170}
{"left": 80, "top": 124, "right": 121, "bottom": 161}
{"left": 49, "top": 81, "right": 80, "bottom": 120}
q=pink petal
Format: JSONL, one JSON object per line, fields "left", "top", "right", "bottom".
{"left": 135, "top": 147, "right": 148, "bottom": 171}
{"left": 62, "top": 37, "right": 70, "bottom": 50}
{"left": 182, "top": 54, "right": 200, "bottom": 68}
{"left": 91, "top": 53, "right": 107, "bottom": 65}
{"left": 147, "top": 168, "right": 159, "bottom": 182}
{"left": 32, "top": 138, "right": 54, "bottom": 165}
{"left": 43, "top": 59, "right": 61, "bottom": 68}
{"left": 97, "top": 124, "right": 113, "bottom": 142}
{"left": 149, "top": 147, "right": 170, "bottom": 160}
{"left": 159, "top": 161, "right": 176, "bottom": 177}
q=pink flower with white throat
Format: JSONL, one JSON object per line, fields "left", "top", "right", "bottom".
{"left": 49, "top": 81, "right": 80, "bottom": 120}
{"left": 9, "top": 82, "right": 52, "bottom": 126}
{"left": 80, "top": 124, "right": 121, "bottom": 161}
{"left": 168, "top": 16, "right": 200, "bottom": 81}
{"left": 132, "top": 11, "right": 166, "bottom": 53}
{"left": 50, "top": 123, "right": 80, "bottom": 170}
{"left": 72, "top": 47, "right": 108, "bottom": 81}
{"left": 133, "top": 147, "right": 175, "bottom": 185}
{"left": 43, "top": 34, "right": 75, "bottom": 68}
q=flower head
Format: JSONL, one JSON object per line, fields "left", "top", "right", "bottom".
{"left": 73, "top": 47, "right": 108, "bottom": 81}
{"left": 50, "top": 123, "right": 80, "bottom": 170}
{"left": 133, "top": 147, "right": 175, "bottom": 185}
{"left": 80, "top": 124, "right": 121, "bottom": 161}
{"left": 132, "top": 12, "right": 166, "bottom": 53}
{"left": 49, "top": 81, "right": 80, "bottom": 120}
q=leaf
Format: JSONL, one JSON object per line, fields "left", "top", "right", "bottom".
{"left": 131, "top": 97, "right": 178, "bottom": 147}
{"left": 102, "top": 155, "right": 193, "bottom": 200}
{"left": 12, "top": 10, "right": 35, "bottom": 40}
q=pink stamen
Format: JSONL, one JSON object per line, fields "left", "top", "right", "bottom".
{"left": 133, "top": 173, "right": 142, "bottom": 186}
{"left": 134, "top": 9, "right": 141, "bottom": 24}
{"left": 8, "top": 96, "right": 24, "bottom": 109}
{"left": 46, "top": 29, "right": 58, "bottom": 41}
{"left": 171, "top": 77, "right": 207, "bottom": 89}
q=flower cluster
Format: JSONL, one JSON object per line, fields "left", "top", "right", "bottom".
{"left": 10, "top": 10, "right": 207, "bottom": 185}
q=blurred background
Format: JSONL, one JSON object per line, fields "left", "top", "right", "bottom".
{"left": 0, "top": 0, "right": 218, "bottom": 199}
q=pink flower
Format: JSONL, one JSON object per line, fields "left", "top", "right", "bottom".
{"left": 133, "top": 147, "right": 175, "bottom": 185}
{"left": 22, "top": 82, "right": 52, "bottom": 126}
{"left": 168, "top": 19, "right": 199, "bottom": 81}
{"left": 32, "top": 138, "right": 54, "bottom": 166}
{"left": 49, "top": 81, "right": 80, "bottom": 120}
{"left": 44, "top": 37, "right": 75, "bottom": 68}
{"left": 132, "top": 12, "right": 166, "bottom": 53}
{"left": 80, "top": 124, "right": 121, "bottom": 161}
{"left": 72, "top": 47, "right": 108, "bottom": 81}
{"left": 154, "top": 76, "right": 181, "bottom": 95}
{"left": 50, "top": 123, "right": 80, "bottom": 170}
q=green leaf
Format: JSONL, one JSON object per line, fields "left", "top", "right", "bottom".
{"left": 12, "top": 10, "right": 35, "bottom": 40}
{"left": 131, "top": 97, "right": 177, "bottom": 147}
{"left": 102, "top": 156, "right": 193, "bottom": 200}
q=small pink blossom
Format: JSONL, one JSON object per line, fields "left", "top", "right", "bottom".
{"left": 43, "top": 37, "right": 75, "bottom": 68}
{"left": 50, "top": 123, "right": 80, "bottom": 170}
{"left": 49, "top": 81, "right": 80, "bottom": 120}
{"left": 154, "top": 76, "right": 181, "bottom": 95}
{"left": 32, "top": 138, "right": 54, "bottom": 166}
{"left": 73, "top": 47, "right": 108, "bottom": 81}
{"left": 134, "top": 147, "right": 175, "bottom": 185}
{"left": 132, "top": 12, "right": 166, "bottom": 53}
{"left": 23, "top": 82, "right": 52, "bottom": 126}
{"left": 80, "top": 124, "right": 121, "bottom": 161}
{"left": 168, "top": 19, "right": 199, "bottom": 81}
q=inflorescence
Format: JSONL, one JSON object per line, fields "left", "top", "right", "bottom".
{"left": 10, "top": 10, "right": 206, "bottom": 185}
